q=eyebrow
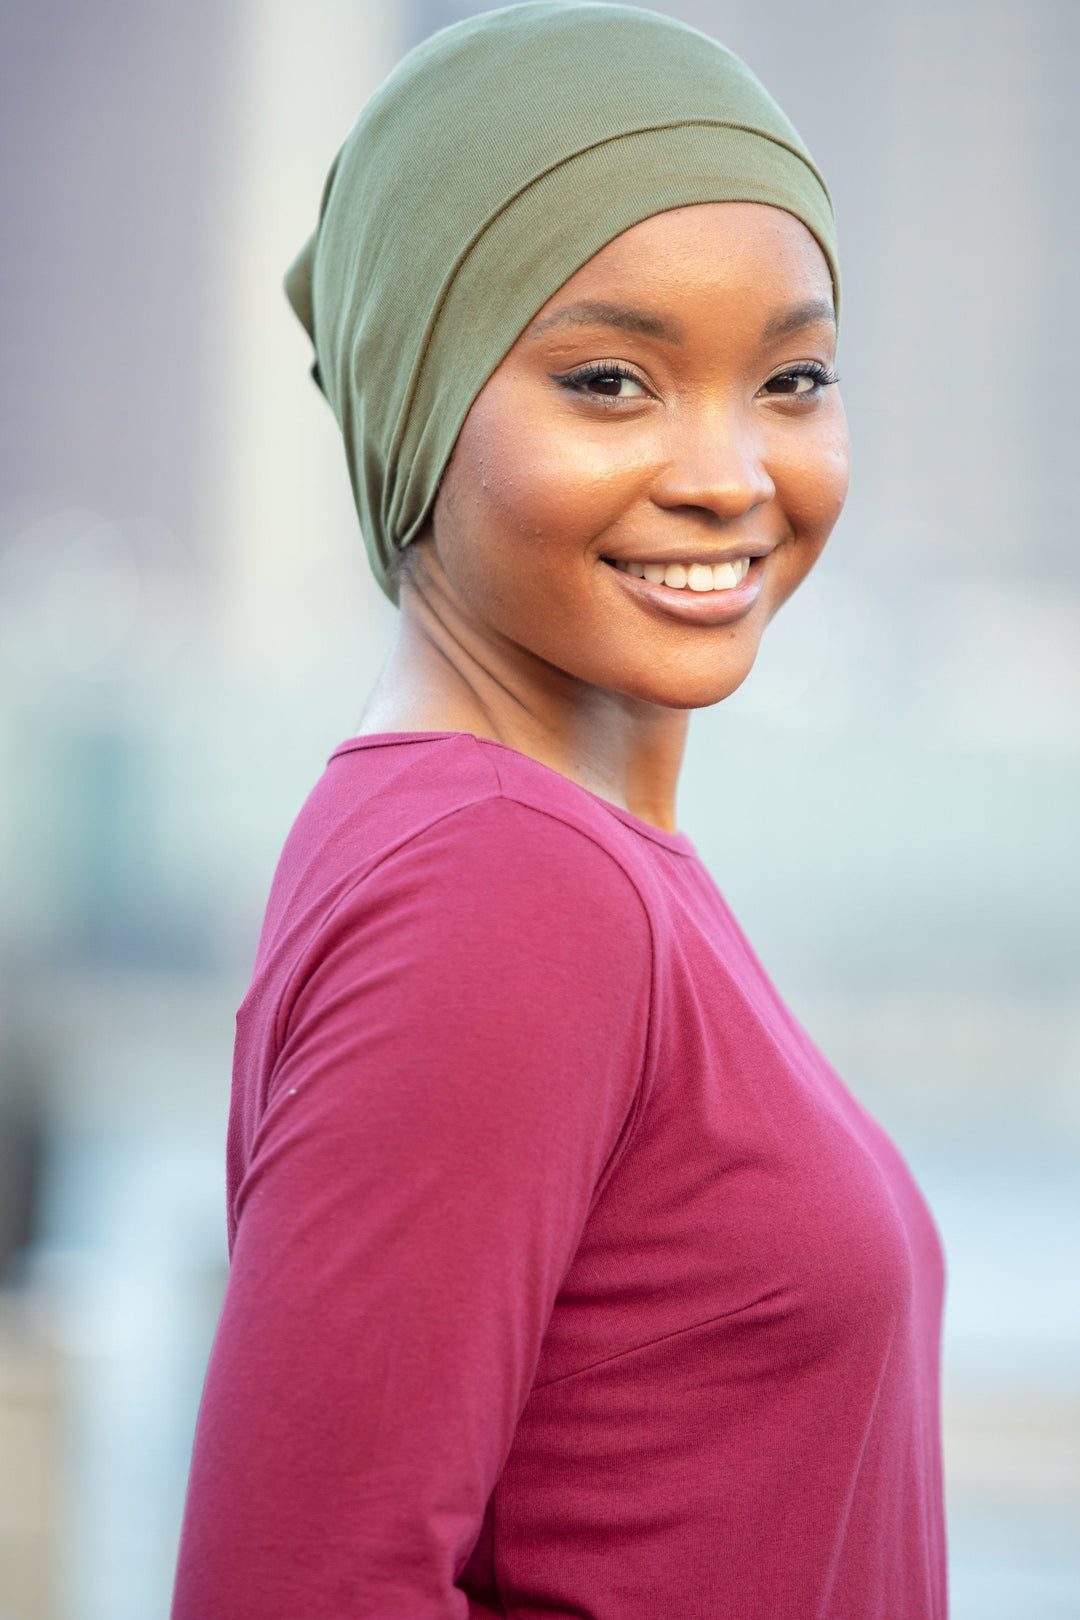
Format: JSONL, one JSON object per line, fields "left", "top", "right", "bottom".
{"left": 529, "top": 299, "right": 685, "bottom": 345}
{"left": 760, "top": 297, "right": 836, "bottom": 343}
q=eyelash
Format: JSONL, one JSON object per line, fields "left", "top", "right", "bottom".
{"left": 554, "top": 361, "right": 644, "bottom": 395}
{"left": 765, "top": 360, "right": 840, "bottom": 394}
{"left": 554, "top": 359, "right": 840, "bottom": 399}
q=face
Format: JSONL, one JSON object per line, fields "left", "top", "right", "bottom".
{"left": 420, "top": 201, "right": 849, "bottom": 710}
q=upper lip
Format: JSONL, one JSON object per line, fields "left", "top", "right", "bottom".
{"left": 603, "top": 544, "right": 775, "bottom": 567}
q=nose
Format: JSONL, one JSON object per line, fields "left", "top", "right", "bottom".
{"left": 649, "top": 407, "right": 775, "bottom": 524}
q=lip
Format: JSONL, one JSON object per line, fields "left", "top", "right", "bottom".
{"left": 602, "top": 555, "right": 766, "bottom": 626}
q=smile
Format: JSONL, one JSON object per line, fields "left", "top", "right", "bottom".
{"left": 610, "top": 557, "right": 751, "bottom": 592}
{"left": 603, "top": 552, "right": 764, "bottom": 625}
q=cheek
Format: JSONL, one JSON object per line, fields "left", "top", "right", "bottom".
{"left": 774, "top": 420, "right": 850, "bottom": 553}
{"left": 447, "top": 385, "right": 650, "bottom": 558}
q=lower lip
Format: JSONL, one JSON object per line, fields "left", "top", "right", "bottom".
{"left": 605, "top": 559, "right": 765, "bottom": 626}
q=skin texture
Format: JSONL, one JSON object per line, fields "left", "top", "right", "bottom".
{"left": 361, "top": 202, "right": 849, "bottom": 830}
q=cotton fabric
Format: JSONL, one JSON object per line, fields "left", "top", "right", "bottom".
{"left": 285, "top": 2, "right": 839, "bottom": 599}
{"left": 172, "top": 733, "right": 947, "bottom": 1619}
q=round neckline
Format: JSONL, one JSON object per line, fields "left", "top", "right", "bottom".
{"left": 331, "top": 730, "right": 694, "bottom": 856}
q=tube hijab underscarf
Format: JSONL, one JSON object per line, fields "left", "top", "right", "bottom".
{"left": 286, "top": 1, "right": 838, "bottom": 602}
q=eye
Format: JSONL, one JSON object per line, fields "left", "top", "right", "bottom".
{"left": 762, "top": 361, "right": 838, "bottom": 397}
{"left": 554, "top": 363, "right": 650, "bottom": 399}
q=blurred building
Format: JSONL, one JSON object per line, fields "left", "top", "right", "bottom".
{"left": 0, "top": 2, "right": 1077, "bottom": 1617}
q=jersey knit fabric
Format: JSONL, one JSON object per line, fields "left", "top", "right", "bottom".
{"left": 172, "top": 732, "right": 947, "bottom": 1620}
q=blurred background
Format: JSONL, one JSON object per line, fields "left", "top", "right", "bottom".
{"left": 0, "top": 0, "right": 1076, "bottom": 1615}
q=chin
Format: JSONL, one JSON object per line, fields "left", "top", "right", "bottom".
{"left": 609, "top": 658, "right": 757, "bottom": 711}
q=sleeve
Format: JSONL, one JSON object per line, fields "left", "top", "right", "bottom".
{"left": 171, "top": 798, "right": 653, "bottom": 1619}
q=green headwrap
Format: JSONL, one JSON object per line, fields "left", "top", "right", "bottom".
{"left": 286, "top": 1, "right": 837, "bottom": 602}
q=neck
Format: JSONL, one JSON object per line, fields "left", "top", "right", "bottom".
{"left": 359, "top": 557, "right": 688, "bottom": 832}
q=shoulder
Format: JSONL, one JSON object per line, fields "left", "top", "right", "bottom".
{"left": 275, "top": 755, "right": 656, "bottom": 1083}
{"left": 359, "top": 789, "right": 654, "bottom": 961}
{"left": 287, "top": 738, "right": 656, "bottom": 989}
{"left": 255, "top": 734, "right": 665, "bottom": 1015}
{"left": 302, "top": 732, "right": 656, "bottom": 924}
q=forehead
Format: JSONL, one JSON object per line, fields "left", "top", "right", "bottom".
{"left": 528, "top": 202, "right": 835, "bottom": 338}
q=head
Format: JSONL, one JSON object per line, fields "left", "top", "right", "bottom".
{"left": 405, "top": 199, "right": 847, "bottom": 710}
{"left": 288, "top": 2, "right": 847, "bottom": 714}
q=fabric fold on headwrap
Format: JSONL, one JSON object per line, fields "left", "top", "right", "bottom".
{"left": 286, "top": 1, "right": 838, "bottom": 601}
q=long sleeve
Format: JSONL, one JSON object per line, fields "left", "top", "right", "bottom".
{"left": 171, "top": 798, "right": 653, "bottom": 1619}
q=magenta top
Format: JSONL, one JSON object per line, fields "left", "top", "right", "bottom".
{"left": 173, "top": 733, "right": 947, "bottom": 1619}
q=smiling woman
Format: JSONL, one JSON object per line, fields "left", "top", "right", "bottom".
{"left": 172, "top": 7, "right": 946, "bottom": 1619}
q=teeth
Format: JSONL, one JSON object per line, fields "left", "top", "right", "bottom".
{"left": 616, "top": 557, "right": 752, "bottom": 591}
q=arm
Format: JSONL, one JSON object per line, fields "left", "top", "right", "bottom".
{"left": 172, "top": 799, "right": 652, "bottom": 1619}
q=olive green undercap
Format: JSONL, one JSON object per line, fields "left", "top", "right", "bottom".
{"left": 285, "top": 1, "right": 839, "bottom": 602}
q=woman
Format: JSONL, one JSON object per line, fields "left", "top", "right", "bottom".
{"left": 173, "top": 5, "right": 946, "bottom": 1616}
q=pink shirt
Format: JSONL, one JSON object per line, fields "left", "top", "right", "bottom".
{"left": 173, "top": 732, "right": 947, "bottom": 1619}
